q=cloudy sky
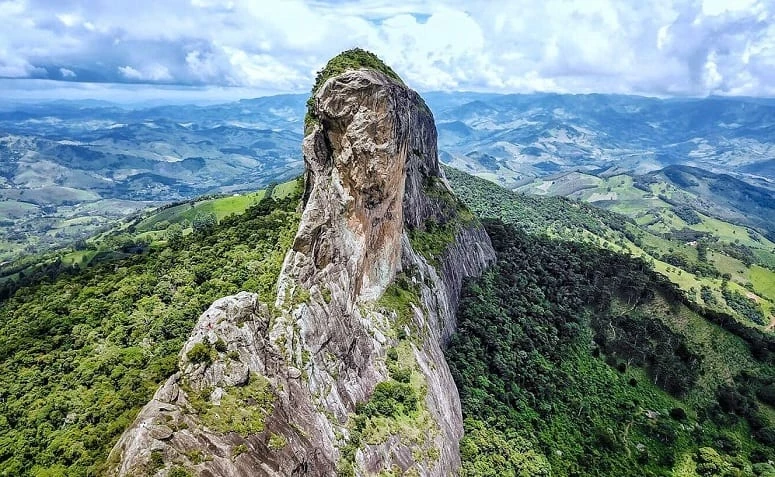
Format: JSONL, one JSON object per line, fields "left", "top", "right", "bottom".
{"left": 1, "top": 0, "right": 774, "bottom": 101}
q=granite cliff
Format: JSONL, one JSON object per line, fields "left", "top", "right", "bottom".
{"left": 108, "top": 50, "right": 495, "bottom": 476}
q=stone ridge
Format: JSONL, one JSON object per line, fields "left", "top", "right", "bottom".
{"left": 107, "top": 65, "right": 495, "bottom": 477}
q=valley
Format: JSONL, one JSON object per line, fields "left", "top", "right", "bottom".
{"left": 0, "top": 71, "right": 774, "bottom": 477}
{"left": 0, "top": 97, "right": 305, "bottom": 261}
{"left": 4, "top": 91, "right": 775, "bottom": 266}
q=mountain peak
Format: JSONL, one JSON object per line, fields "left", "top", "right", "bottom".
{"left": 313, "top": 48, "right": 404, "bottom": 94}
{"left": 108, "top": 56, "right": 494, "bottom": 476}
{"left": 305, "top": 48, "right": 405, "bottom": 131}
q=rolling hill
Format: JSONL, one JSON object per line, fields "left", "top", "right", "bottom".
{"left": 4, "top": 92, "right": 775, "bottom": 263}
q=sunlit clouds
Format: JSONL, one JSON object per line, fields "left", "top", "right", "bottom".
{"left": 0, "top": 0, "right": 773, "bottom": 97}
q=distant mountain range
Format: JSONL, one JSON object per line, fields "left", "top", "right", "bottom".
{"left": 1, "top": 92, "right": 774, "bottom": 260}
{"left": 428, "top": 93, "right": 775, "bottom": 191}
{"left": 0, "top": 95, "right": 305, "bottom": 260}
{"left": 0, "top": 94, "right": 306, "bottom": 198}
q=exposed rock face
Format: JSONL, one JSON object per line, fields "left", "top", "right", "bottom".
{"left": 108, "top": 65, "right": 494, "bottom": 476}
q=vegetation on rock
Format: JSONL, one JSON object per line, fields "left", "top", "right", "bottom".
{"left": 186, "top": 342, "right": 213, "bottom": 364}
{"left": 188, "top": 373, "right": 275, "bottom": 438}
{"left": 305, "top": 48, "right": 404, "bottom": 131}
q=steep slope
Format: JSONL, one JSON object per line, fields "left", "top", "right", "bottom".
{"left": 108, "top": 51, "right": 494, "bottom": 476}
{"left": 444, "top": 169, "right": 775, "bottom": 476}
{"left": 493, "top": 168, "right": 775, "bottom": 328}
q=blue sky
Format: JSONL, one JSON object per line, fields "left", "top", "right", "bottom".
{"left": 1, "top": 0, "right": 774, "bottom": 101}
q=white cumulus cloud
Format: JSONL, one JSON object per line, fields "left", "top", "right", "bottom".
{"left": 118, "top": 64, "right": 173, "bottom": 81}
{"left": 0, "top": 0, "right": 772, "bottom": 97}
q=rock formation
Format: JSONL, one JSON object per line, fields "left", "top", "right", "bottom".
{"left": 107, "top": 50, "right": 495, "bottom": 476}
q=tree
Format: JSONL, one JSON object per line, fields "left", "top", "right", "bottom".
{"left": 192, "top": 212, "right": 217, "bottom": 234}
{"left": 166, "top": 223, "right": 184, "bottom": 247}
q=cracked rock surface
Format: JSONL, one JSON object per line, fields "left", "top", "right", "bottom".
{"left": 108, "top": 68, "right": 495, "bottom": 476}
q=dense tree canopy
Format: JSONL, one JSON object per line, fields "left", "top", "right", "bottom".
{"left": 0, "top": 191, "right": 300, "bottom": 476}
{"left": 448, "top": 220, "right": 775, "bottom": 476}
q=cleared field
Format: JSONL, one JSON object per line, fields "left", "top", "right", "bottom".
{"left": 639, "top": 229, "right": 699, "bottom": 261}
{"left": 709, "top": 252, "right": 750, "bottom": 285}
{"left": 61, "top": 250, "right": 98, "bottom": 266}
{"left": 132, "top": 178, "right": 300, "bottom": 234}
{"left": 690, "top": 214, "right": 771, "bottom": 249}
{"left": 270, "top": 180, "right": 299, "bottom": 199}
{"left": 753, "top": 249, "right": 775, "bottom": 269}
{"left": 134, "top": 189, "right": 271, "bottom": 232}
{"left": 751, "top": 265, "right": 775, "bottom": 300}
{"left": 182, "top": 190, "right": 267, "bottom": 221}
{"left": 0, "top": 200, "right": 39, "bottom": 219}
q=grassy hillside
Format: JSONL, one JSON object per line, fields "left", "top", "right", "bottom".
{"left": 131, "top": 179, "right": 296, "bottom": 237}
{"left": 0, "top": 183, "right": 302, "bottom": 476}
{"left": 449, "top": 167, "right": 775, "bottom": 331}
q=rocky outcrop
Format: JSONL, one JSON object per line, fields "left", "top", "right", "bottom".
{"left": 108, "top": 56, "right": 494, "bottom": 477}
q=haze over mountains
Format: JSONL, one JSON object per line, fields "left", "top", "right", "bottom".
{"left": 1, "top": 92, "right": 774, "bottom": 261}
{"left": 0, "top": 96, "right": 305, "bottom": 259}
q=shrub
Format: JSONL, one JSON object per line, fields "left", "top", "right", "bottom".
{"left": 187, "top": 342, "right": 213, "bottom": 364}
{"left": 168, "top": 467, "right": 193, "bottom": 477}
{"left": 754, "top": 427, "right": 775, "bottom": 446}
{"left": 213, "top": 338, "right": 228, "bottom": 353}
{"left": 757, "top": 383, "right": 775, "bottom": 407}
{"left": 389, "top": 366, "right": 412, "bottom": 384}
{"left": 192, "top": 212, "right": 217, "bottom": 234}
{"left": 232, "top": 444, "right": 248, "bottom": 458}
{"left": 669, "top": 407, "right": 688, "bottom": 421}
{"left": 268, "top": 433, "right": 287, "bottom": 450}
{"left": 696, "top": 447, "right": 731, "bottom": 477}
{"left": 714, "top": 431, "right": 742, "bottom": 455}
{"left": 185, "top": 450, "right": 205, "bottom": 464}
{"left": 149, "top": 450, "right": 164, "bottom": 473}
{"left": 359, "top": 381, "right": 418, "bottom": 418}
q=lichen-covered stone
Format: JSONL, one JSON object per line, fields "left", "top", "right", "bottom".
{"left": 108, "top": 65, "right": 494, "bottom": 477}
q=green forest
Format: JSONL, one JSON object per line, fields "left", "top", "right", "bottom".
{"left": 449, "top": 221, "right": 775, "bottom": 476}
{"left": 445, "top": 169, "right": 775, "bottom": 476}
{"left": 445, "top": 166, "right": 775, "bottom": 332}
{"left": 0, "top": 187, "right": 301, "bottom": 476}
